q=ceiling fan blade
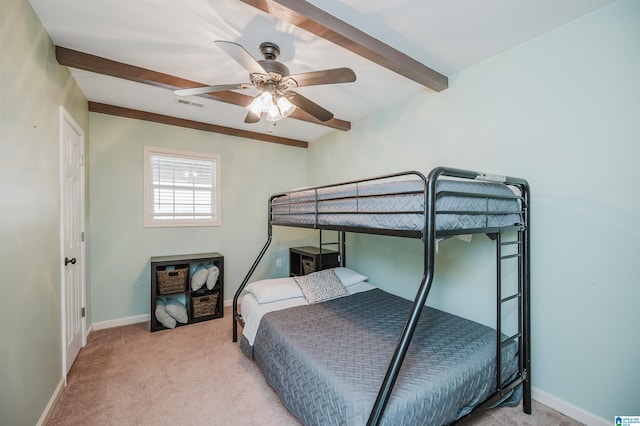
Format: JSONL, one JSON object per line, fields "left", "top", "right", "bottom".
{"left": 287, "top": 91, "right": 334, "bottom": 122}
{"left": 215, "top": 41, "right": 267, "bottom": 76}
{"left": 288, "top": 67, "right": 356, "bottom": 87}
{"left": 244, "top": 110, "right": 261, "bottom": 123}
{"left": 175, "top": 84, "right": 250, "bottom": 96}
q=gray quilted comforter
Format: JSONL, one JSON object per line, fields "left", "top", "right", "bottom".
{"left": 270, "top": 179, "right": 522, "bottom": 233}
{"left": 252, "top": 289, "right": 519, "bottom": 425}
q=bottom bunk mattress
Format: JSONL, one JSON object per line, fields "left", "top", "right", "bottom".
{"left": 252, "top": 288, "right": 519, "bottom": 426}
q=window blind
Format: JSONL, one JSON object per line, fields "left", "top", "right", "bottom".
{"left": 144, "top": 147, "right": 220, "bottom": 227}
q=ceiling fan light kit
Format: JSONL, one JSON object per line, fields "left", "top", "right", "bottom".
{"left": 246, "top": 82, "right": 296, "bottom": 122}
{"left": 276, "top": 96, "right": 296, "bottom": 117}
{"left": 176, "top": 40, "right": 356, "bottom": 125}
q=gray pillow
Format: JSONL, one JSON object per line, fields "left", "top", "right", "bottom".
{"left": 155, "top": 299, "right": 176, "bottom": 329}
{"left": 190, "top": 265, "right": 208, "bottom": 291}
{"left": 165, "top": 298, "right": 188, "bottom": 324}
{"left": 294, "top": 269, "right": 349, "bottom": 304}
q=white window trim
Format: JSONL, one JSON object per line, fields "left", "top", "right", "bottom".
{"left": 143, "top": 146, "right": 221, "bottom": 227}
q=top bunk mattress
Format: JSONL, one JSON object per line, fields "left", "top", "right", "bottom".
{"left": 270, "top": 177, "right": 524, "bottom": 235}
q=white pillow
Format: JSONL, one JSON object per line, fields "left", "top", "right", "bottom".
{"left": 294, "top": 269, "right": 349, "bottom": 304}
{"left": 190, "top": 265, "right": 208, "bottom": 291}
{"left": 206, "top": 265, "right": 219, "bottom": 290}
{"left": 165, "top": 298, "right": 188, "bottom": 324}
{"left": 333, "top": 267, "right": 368, "bottom": 286}
{"left": 347, "top": 281, "right": 376, "bottom": 294}
{"left": 244, "top": 277, "right": 303, "bottom": 304}
{"left": 155, "top": 299, "right": 176, "bottom": 329}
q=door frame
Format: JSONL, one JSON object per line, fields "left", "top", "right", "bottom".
{"left": 59, "top": 106, "right": 87, "bottom": 381}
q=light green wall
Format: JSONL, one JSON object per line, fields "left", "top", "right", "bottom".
{"left": 308, "top": 0, "right": 639, "bottom": 420}
{"left": 0, "top": 0, "right": 89, "bottom": 424}
{"left": 88, "top": 114, "right": 309, "bottom": 323}
{"left": 4, "top": 0, "right": 638, "bottom": 423}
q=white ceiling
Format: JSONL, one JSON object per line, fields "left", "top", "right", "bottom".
{"left": 29, "top": 0, "right": 615, "bottom": 144}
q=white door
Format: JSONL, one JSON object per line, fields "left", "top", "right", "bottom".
{"left": 60, "top": 107, "right": 86, "bottom": 377}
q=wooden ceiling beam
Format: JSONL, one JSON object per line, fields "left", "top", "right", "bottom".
{"left": 89, "top": 102, "right": 308, "bottom": 148}
{"left": 239, "top": 0, "right": 448, "bottom": 92}
{"left": 56, "top": 46, "right": 350, "bottom": 132}
{"left": 56, "top": 46, "right": 249, "bottom": 106}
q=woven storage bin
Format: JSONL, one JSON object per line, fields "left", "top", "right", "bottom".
{"left": 192, "top": 293, "right": 218, "bottom": 318}
{"left": 157, "top": 267, "right": 188, "bottom": 294}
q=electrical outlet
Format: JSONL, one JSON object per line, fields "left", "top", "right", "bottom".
{"left": 276, "top": 258, "right": 282, "bottom": 267}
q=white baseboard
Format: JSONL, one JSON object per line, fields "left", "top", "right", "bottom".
{"left": 532, "top": 387, "right": 609, "bottom": 426}
{"left": 91, "top": 313, "right": 150, "bottom": 331}
{"left": 90, "top": 301, "right": 236, "bottom": 333}
{"left": 88, "top": 299, "right": 234, "bottom": 334}
{"left": 36, "top": 377, "right": 65, "bottom": 426}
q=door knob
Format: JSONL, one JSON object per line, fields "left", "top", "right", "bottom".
{"left": 65, "top": 257, "right": 77, "bottom": 266}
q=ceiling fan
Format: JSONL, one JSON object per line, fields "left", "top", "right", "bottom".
{"left": 175, "top": 41, "right": 356, "bottom": 124}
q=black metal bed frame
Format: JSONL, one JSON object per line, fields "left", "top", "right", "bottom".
{"left": 232, "top": 166, "right": 530, "bottom": 425}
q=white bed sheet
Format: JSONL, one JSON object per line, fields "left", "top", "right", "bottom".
{"left": 241, "top": 280, "right": 376, "bottom": 346}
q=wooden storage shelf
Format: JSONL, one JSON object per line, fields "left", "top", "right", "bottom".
{"left": 150, "top": 252, "right": 224, "bottom": 332}
{"left": 289, "top": 246, "right": 340, "bottom": 277}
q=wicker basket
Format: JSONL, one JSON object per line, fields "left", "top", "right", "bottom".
{"left": 156, "top": 267, "right": 188, "bottom": 294}
{"left": 192, "top": 293, "right": 218, "bottom": 318}
{"left": 302, "top": 259, "right": 315, "bottom": 275}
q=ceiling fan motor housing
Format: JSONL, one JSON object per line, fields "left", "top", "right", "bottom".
{"left": 257, "top": 60, "right": 290, "bottom": 80}
{"left": 259, "top": 42, "right": 280, "bottom": 60}
{"left": 254, "top": 42, "right": 290, "bottom": 84}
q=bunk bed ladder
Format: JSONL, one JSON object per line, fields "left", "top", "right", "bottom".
{"left": 318, "top": 229, "right": 346, "bottom": 268}
{"left": 495, "top": 232, "right": 524, "bottom": 396}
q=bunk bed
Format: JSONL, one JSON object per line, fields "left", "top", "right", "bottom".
{"left": 232, "top": 167, "right": 531, "bottom": 425}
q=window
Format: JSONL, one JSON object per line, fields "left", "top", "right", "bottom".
{"left": 144, "top": 146, "right": 220, "bottom": 227}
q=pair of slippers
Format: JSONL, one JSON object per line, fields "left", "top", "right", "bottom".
{"left": 191, "top": 264, "right": 219, "bottom": 291}
{"left": 155, "top": 298, "right": 187, "bottom": 329}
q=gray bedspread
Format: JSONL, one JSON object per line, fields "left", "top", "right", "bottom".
{"left": 252, "top": 289, "right": 519, "bottom": 425}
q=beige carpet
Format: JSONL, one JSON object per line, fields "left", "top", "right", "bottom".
{"left": 46, "top": 307, "right": 583, "bottom": 426}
